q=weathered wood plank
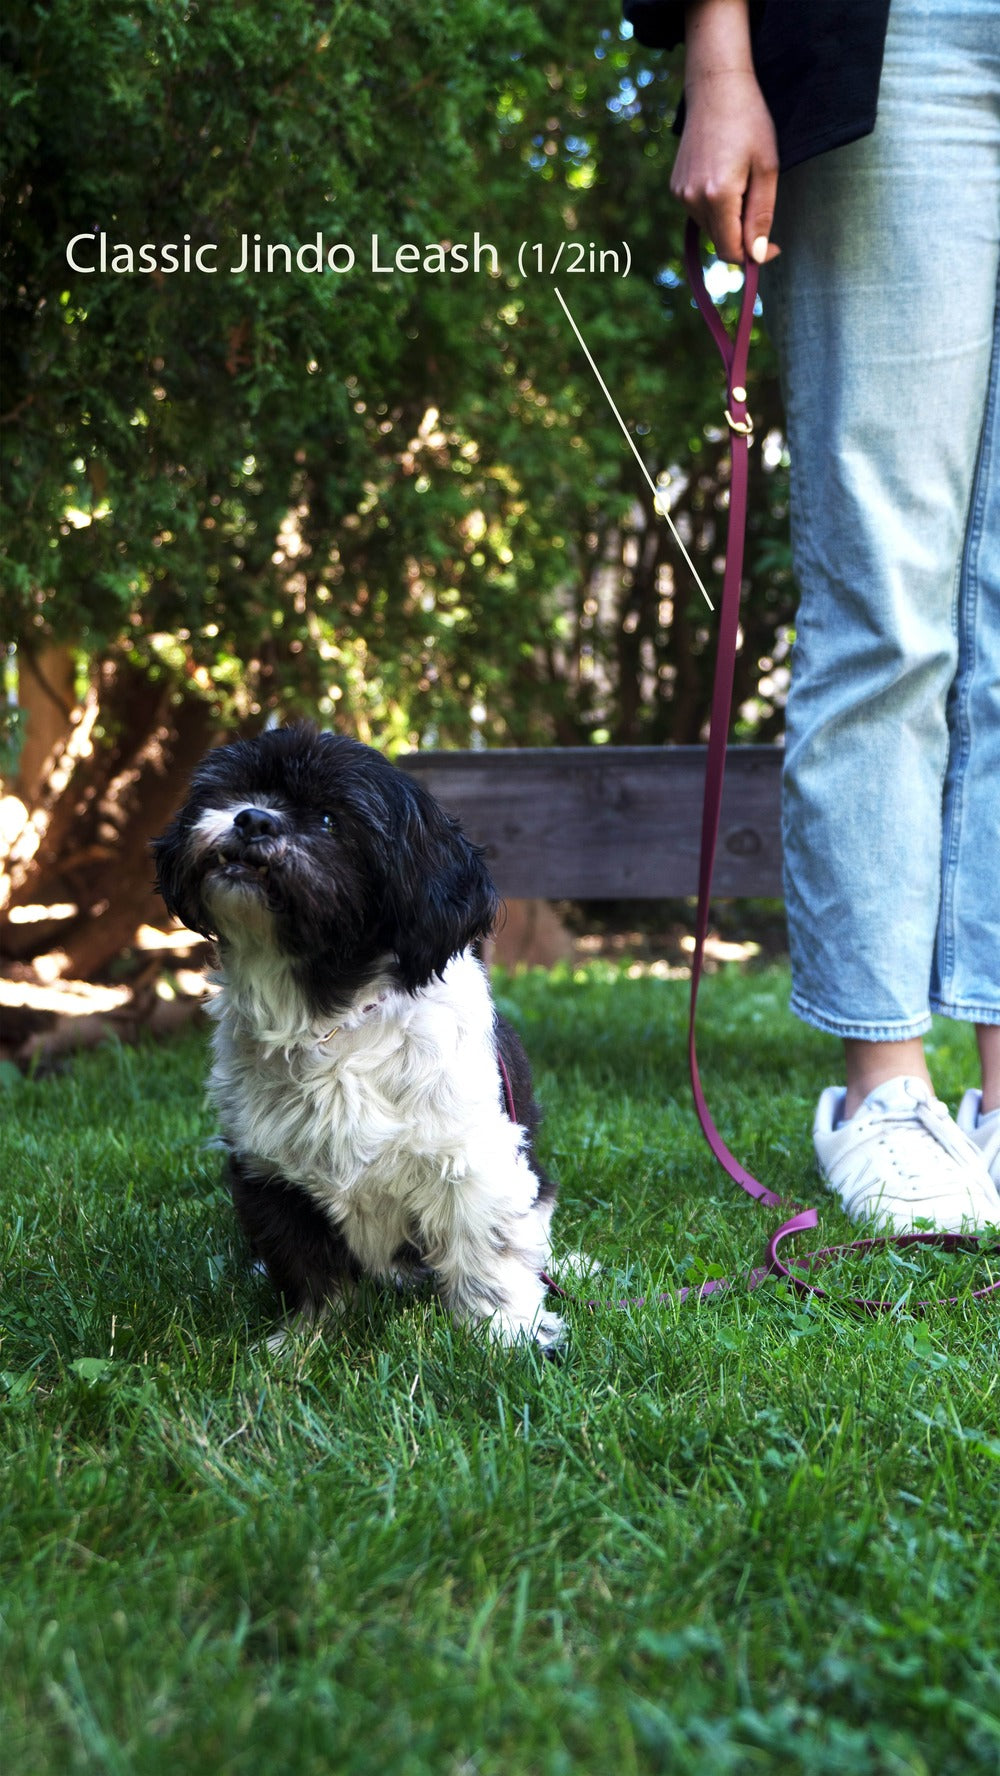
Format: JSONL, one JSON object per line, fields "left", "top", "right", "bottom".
{"left": 399, "top": 746, "right": 783, "bottom": 898}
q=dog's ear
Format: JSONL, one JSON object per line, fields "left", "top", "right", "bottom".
{"left": 151, "top": 818, "right": 216, "bottom": 940}
{"left": 380, "top": 790, "right": 499, "bottom": 991}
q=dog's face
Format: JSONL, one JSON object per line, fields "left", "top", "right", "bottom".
{"left": 153, "top": 725, "right": 499, "bottom": 1009}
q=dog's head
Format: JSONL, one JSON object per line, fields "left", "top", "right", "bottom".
{"left": 152, "top": 725, "right": 499, "bottom": 1002}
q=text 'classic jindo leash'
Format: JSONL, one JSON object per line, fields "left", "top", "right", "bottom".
{"left": 543, "top": 224, "right": 1000, "bottom": 1316}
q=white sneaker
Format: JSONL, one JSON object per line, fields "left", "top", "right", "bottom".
{"left": 813, "top": 1075, "right": 1000, "bottom": 1234}
{"left": 956, "top": 1089, "right": 1000, "bottom": 1186}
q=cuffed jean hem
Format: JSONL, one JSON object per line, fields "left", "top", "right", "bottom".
{"left": 929, "top": 999, "right": 1000, "bottom": 1026}
{"left": 788, "top": 992, "right": 933, "bottom": 1044}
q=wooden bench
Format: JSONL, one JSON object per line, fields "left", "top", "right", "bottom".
{"left": 400, "top": 745, "right": 783, "bottom": 900}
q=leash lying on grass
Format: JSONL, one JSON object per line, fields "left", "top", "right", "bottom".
{"left": 540, "top": 222, "right": 1000, "bottom": 1316}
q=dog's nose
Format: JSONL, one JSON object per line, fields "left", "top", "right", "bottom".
{"left": 234, "top": 807, "right": 281, "bottom": 841}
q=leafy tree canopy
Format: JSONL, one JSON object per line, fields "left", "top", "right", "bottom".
{"left": 1, "top": 0, "right": 792, "bottom": 751}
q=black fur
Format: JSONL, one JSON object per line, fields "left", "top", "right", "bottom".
{"left": 153, "top": 724, "right": 500, "bottom": 1019}
{"left": 228, "top": 1153, "right": 363, "bottom": 1317}
{"left": 495, "top": 1012, "right": 557, "bottom": 1208}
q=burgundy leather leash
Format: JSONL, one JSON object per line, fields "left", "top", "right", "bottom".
{"left": 538, "top": 222, "right": 1000, "bottom": 1315}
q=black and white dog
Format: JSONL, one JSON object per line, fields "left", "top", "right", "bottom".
{"left": 153, "top": 724, "right": 564, "bottom": 1351}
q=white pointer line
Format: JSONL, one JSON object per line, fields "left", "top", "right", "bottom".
{"left": 553, "top": 286, "right": 714, "bottom": 613}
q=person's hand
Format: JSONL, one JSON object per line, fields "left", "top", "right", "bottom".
{"left": 670, "top": 0, "right": 780, "bottom": 266}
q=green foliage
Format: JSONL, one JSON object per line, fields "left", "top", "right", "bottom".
{"left": 1, "top": 0, "right": 793, "bottom": 747}
{"left": 2, "top": 970, "right": 999, "bottom": 1773}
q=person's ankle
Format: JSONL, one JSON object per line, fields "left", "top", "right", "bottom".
{"left": 842, "top": 1039, "right": 933, "bottom": 1122}
{"left": 975, "top": 1025, "right": 1000, "bottom": 1115}
{"left": 842, "top": 1074, "right": 935, "bottom": 1121}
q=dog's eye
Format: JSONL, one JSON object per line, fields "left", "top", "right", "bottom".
{"left": 320, "top": 811, "right": 336, "bottom": 832}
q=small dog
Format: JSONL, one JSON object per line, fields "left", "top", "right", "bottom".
{"left": 153, "top": 724, "right": 564, "bottom": 1351}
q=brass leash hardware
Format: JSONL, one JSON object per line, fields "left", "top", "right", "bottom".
{"left": 725, "top": 382, "right": 754, "bottom": 436}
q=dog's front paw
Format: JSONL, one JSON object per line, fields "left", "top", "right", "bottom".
{"left": 484, "top": 1304, "right": 566, "bottom": 1356}
{"left": 260, "top": 1291, "right": 347, "bottom": 1358}
{"left": 548, "top": 1249, "right": 600, "bottom": 1285}
{"left": 532, "top": 1308, "right": 566, "bottom": 1357}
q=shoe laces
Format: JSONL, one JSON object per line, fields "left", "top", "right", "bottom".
{"left": 863, "top": 1094, "right": 978, "bottom": 1182}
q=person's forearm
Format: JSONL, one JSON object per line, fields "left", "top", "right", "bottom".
{"left": 670, "top": 0, "right": 779, "bottom": 265}
{"left": 684, "top": 0, "right": 755, "bottom": 85}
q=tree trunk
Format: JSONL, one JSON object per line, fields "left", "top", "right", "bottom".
{"left": 13, "top": 645, "right": 77, "bottom": 805}
{"left": 2, "top": 653, "right": 220, "bottom": 981}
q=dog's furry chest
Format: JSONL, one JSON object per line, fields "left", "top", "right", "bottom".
{"left": 207, "top": 960, "right": 522, "bottom": 1257}
{"left": 216, "top": 1027, "right": 409, "bottom": 1180}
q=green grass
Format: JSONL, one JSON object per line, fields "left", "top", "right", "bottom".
{"left": 2, "top": 961, "right": 999, "bottom": 1775}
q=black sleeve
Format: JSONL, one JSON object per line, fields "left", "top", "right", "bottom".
{"left": 622, "top": 0, "right": 686, "bottom": 51}
{"left": 622, "top": 1, "right": 890, "bottom": 176}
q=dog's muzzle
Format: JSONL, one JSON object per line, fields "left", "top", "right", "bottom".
{"left": 211, "top": 806, "right": 287, "bottom": 886}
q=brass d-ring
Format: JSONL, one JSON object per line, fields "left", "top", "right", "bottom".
{"left": 725, "top": 408, "right": 754, "bottom": 436}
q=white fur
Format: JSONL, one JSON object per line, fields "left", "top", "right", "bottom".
{"left": 209, "top": 943, "right": 562, "bottom": 1348}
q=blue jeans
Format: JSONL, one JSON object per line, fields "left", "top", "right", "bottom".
{"left": 763, "top": 0, "right": 1000, "bottom": 1042}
